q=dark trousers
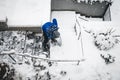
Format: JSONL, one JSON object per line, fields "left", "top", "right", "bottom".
{"left": 42, "top": 33, "right": 50, "bottom": 51}
{"left": 42, "top": 32, "right": 57, "bottom": 51}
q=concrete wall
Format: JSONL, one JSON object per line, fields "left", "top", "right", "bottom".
{"left": 51, "top": 0, "right": 110, "bottom": 17}
{"left": 103, "top": 5, "right": 111, "bottom": 21}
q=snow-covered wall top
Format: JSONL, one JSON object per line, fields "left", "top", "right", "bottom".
{"left": 77, "top": 0, "right": 112, "bottom": 3}
{"left": 0, "top": 0, "right": 51, "bottom": 26}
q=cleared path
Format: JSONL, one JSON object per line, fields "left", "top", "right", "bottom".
{"left": 50, "top": 11, "right": 83, "bottom": 60}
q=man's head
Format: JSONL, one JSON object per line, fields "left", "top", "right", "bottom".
{"left": 53, "top": 31, "right": 60, "bottom": 38}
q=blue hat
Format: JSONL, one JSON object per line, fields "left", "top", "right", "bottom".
{"left": 52, "top": 18, "right": 58, "bottom": 26}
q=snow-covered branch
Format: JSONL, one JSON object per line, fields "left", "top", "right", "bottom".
{"left": 1, "top": 50, "right": 49, "bottom": 61}
{"left": 1, "top": 50, "right": 85, "bottom": 63}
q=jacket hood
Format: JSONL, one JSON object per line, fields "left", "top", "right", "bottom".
{"left": 52, "top": 18, "right": 58, "bottom": 26}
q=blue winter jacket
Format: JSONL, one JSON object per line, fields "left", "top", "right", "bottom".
{"left": 42, "top": 18, "right": 59, "bottom": 39}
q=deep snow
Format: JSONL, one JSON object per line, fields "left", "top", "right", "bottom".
{"left": 0, "top": 0, "right": 51, "bottom": 25}
{"left": 0, "top": 0, "right": 120, "bottom": 80}
{"left": 111, "top": 0, "right": 120, "bottom": 21}
{"left": 51, "top": 11, "right": 83, "bottom": 60}
{"left": 50, "top": 11, "right": 120, "bottom": 80}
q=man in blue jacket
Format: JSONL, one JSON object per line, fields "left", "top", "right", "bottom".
{"left": 42, "top": 18, "right": 60, "bottom": 52}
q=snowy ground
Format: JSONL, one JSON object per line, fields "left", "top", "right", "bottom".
{"left": 50, "top": 11, "right": 120, "bottom": 80}
{"left": 51, "top": 11, "right": 83, "bottom": 60}
{"left": 0, "top": 0, "right": 51, "bottom": 25}
{"left": 111, "top": 0, "right": 120, "bottom": 21}
{"left": 1, "top": 0, "right": 120, "bottom": 80}
{"left": 79, "top": 21, "right": 120, "bottom": 80}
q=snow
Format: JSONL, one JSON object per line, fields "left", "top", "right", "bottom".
{"left": 1, "top": 0, "right": 120, "bottom": 80}
{"left": 51, "top": 11, "right": 83, "bottom": 60}
{"left": 111, "top": 0, "right": 120, "bottom": 21}
{"left": 76, "top": 14, "right": 103, "bottom": 21}
{"left": 78, "top": 21, "right": 120, "bottom": 80}
{"left": 14, "top": 62, "right": 36, "bottom": 79}
{"left": 50, "top": 11, "right": 120, "bottom": 80}
{"left": 0, "top": 0, "right": 51, "bottom": 26}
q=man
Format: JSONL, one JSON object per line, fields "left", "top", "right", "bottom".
{"left": 42, "top": 18, "right": 60, "bottom": 52}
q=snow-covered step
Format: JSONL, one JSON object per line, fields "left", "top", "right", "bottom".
{"left": 51, "top": 11, "right": 83, "bottom": 60}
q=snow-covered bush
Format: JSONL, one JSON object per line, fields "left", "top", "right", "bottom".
{"left": 84, "top": 28, "right": 117, "bottom": 64}
{"left": 0, "top": 62, "right": 15, "bottom": 80}
{"left": 0, "top": 31, "right": 26, "bottom": 53}
{"left": 0, "top": 53, "right": 67, "bottom": 80}
{"left": 0, "top": 31, "right": 42, "bottom": 55}
{"left": 91, "top": 29, "right": 119, "bottom": 51}
{"left": 0, "top": 58, "right": 50, "bottom": 80}
{"left": 100, "top": 53, "right": 115, "bottom": 64}
{"left": 0, "top": 30, "right": 67, "bottom": 80}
